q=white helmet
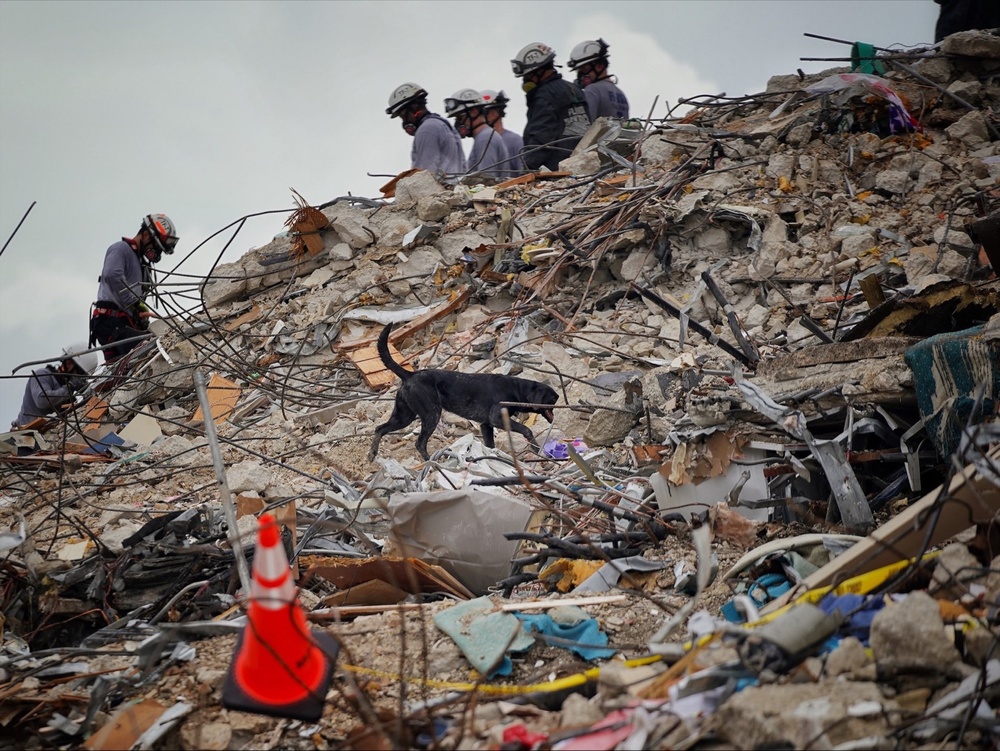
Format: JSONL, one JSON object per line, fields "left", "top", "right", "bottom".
{"left": 567, "top": 38, "right": 610, "bottom": 71}
{"left": 142, "top": 213, "right": 178, "bottom": 258}
{"left": 511, "top": 42, "right": 556, "bottom": 78}
{"left": 479, "top": 89, "right": 510, "bottom": 114}
{"left": 386, "top": 82, "right": 428, "bottom": 117}
{"left": 444, "top": 88, "right": 484, "bottom": 117}
{"left": 62, "top": 342, "right": 99, "bottom": 375}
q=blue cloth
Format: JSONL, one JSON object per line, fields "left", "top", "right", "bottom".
{"left": 411, "top": 112, "right": 466, "bottom": 176}
{"left": 582, "top": 78, "right": 630, "bottom": 120}
{"left": 819, "top": 593, "right": 885, "bottom": 646}
{"left": 515, "top": 612, "right": 616, "bottom": 660}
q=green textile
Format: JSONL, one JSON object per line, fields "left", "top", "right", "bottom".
{"left": 851, "top": 42, "right": 887, "bottom": 75}
{"left": 904, "top": 325, "right": 999, "bottom": 457}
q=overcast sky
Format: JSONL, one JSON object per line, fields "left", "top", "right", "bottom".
{"left": 0, "top": 0, "right": 939, "bottom": 425}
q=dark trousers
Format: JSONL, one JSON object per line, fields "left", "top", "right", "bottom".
{"left": 935, "top": 0, "right": 1000, "bottom": 42}
{"left": 91, "top": 314, "right": 145, "bottom": 361}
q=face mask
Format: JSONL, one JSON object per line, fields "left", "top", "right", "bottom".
{"left": 456, "top": 122, "right": 471, "bottom": 138}
{"left": 521, "top": 81, "right": 536, "bottom": 94}
{"left": 402, "top": 121, "right": 417, "bottom": 135}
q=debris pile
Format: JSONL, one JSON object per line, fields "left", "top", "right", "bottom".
{"left": 2, "top": 30, "right": 999, "bottom": 750}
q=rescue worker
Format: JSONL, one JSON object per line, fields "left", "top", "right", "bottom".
{"left": 480, "top": 89, "right": 525, "bottom": 176}
{"left": 90, "top": 214, "right": 177, "bottom": 361}
{"left": 934, "top": 0, "right": 1000, "bottom": 43}
{"left": 444, "top": 89, "right": 511, "bottom": 183}
{"left": 386, "top": 82, "right": 466, "bottom": 178}
{"left": 567, "top": 38, "right": 630, "bottom": 121}
{"left": 12, "top": 342, "right": 98, "bottom": 428}
{"left": 510, "top": 42, "right": 592, "bottom": 172}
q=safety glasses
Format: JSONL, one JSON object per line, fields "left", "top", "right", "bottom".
{"left": 444, "top": 97, "right": 478, "bottom": 115}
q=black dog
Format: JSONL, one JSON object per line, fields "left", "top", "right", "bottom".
{"left": 368, "top": 323, "right": 559, "bottom": 461}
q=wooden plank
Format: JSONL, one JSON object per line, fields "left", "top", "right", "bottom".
{"left": 84, "top": 699, "right": 169, "bottom": 750}
{"left": 761, "top": 442, "right": 1000, "bottom": 614}
{"left": 190, "top": 373, "right": 241, "bottom": 424}
{"left": 222, "top": 302, "right": 261, "bottom": 332}
{"left": 80, "top": 397, "right": 109, "bottom": 424}
{"left": 379, "top": 168, "right": 421, "bottom": 198}
{"left": 495, "top": 173, "right": 536, "bottom": 191}
{"left": 15, "top": 417, "right": 49, "bottom": 432}
{"left": 390, "top": 286, "right": 472, "bottom": 343}
{"left": 0, "top": 453, "right": 112, "bottom": 466}
{"left": 337, "top": 286, "right": 472, "bottom": 352}
{"left": 348, "top": 344, "right": 410, "bottom": 389}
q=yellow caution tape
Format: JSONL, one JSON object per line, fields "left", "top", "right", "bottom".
{"left": 744, "top": 550, "right": 941, "bottom": 628}
{"left": 340, "top": 555, "right": 944, "bottom": 694}
{"left": 340, "top": 653, "right": 664, "bottom": 696}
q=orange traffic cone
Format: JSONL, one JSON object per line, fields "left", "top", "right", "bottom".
{"left": 222, "top": 513, "right": 337, "bottom": 721}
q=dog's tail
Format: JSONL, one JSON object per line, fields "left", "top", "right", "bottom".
{"left": 377, "top": 323, "right": 413, "bottom": 380}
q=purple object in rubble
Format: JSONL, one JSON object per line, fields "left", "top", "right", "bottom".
{"left": 542, "top": 438, "right": 589, "bottom": 460}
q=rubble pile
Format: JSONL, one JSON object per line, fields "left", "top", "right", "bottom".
{"left": 1, "top": 29, "right": 998, "bottom": 750}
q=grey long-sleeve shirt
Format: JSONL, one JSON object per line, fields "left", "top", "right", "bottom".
{"left": 466, "top": 126, "right": 510, "bottom": 182}
{"left": 583, "top": 78, "right": 630, "bottom": 120}
{"left": 14, "top": 366, "right": 74, "bottom": 427}
{"left": 95, "top": 239, "right": 145, "bottom": 311}
{"left": 412, "top": 113, "right": 466, "bottom": 176}
{"left": 499, "top": 129, "right": 525, "bottom": 176}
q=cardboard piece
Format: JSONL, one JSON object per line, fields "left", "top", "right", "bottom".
{"left": 321, "top": 579, "right": 408, "bottom": 608}
{"left": 57, "top": 539, "right": 92, "bottom": 561}
{"left": 302, "top": 555, "right": 474, "bottom": 600}
{"left": 117, "top": 409, "right": 161, "bottom": 447}
{"left": 83, "top": 698, "right": 169, "bottom": 750}
{"left": 385, "top": 488, "right": 534, "bottom": 595}
{"left": 190, "top": 373, "right": 241, "bottom": 424}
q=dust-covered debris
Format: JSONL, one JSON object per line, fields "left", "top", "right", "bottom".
{"left": 2, "top": 27, "right": 999, "bottom": 751}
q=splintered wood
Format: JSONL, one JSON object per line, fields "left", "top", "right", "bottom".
{"left": 349, "top": 343, "right": 410, "bottom": 389}
{"left": 285, "top": 190, "right": 330, "bottom": 259}
{"left": 190, "top": 373, "right": 241, "bottom": 424}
